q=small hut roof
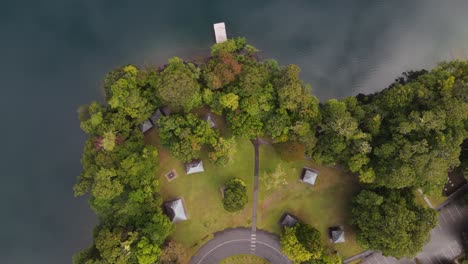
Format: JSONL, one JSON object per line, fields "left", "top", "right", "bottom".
{"left": 160, "top": 106, "right": 171, "bottom": 116}
{"left": 165, "top": 199, "right": 188, "bottom": 223}
{"left": 185, "top": 160, "right": 204, "bottom": 174}
{"left": 280, "top": 213, "right": 299, "bottom": 227}
{"left": 150, "top": 109, "right": 162, "bottom": 126}
{"left": 139, "top": 119, "right": 153, "bottom": 133}
{"left": 302, "top": 168, "right": 318, "bottom": 185}
{"left": 206, "top": 114, "right": 216, "bottom": 128}
{"left": 332, "top": 229, "right": 345, "bottom": 243}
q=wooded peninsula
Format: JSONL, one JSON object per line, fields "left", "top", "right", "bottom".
{"left": 73, "top": 38, "right": 468, "bottom": 264}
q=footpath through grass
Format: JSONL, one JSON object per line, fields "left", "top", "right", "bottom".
{"left": 220, "top": 254, "right": 270, "bottom": 264}
{"left": 257, "top": 144, "right": 363, "bottom": 258}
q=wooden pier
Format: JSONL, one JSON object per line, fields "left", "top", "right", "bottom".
{"left": 213, "top": 22, "right": 227, "bottom": 43}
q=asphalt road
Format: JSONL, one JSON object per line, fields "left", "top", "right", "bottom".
{"left": 361, "top": 197, "right": 468, "bottom": 264}
{"left": 189, "top": 228, "right": 292, "bottom": 264}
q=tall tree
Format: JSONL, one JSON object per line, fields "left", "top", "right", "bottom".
{"left": 156, "top": 57, "right": 202, "bottom": 112}
{"left": 351, "top": 189, "right": 437, "bottom": 258}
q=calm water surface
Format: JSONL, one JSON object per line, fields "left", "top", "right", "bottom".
{"left": 1, "top": 0, "right": 468, "bottom": 263}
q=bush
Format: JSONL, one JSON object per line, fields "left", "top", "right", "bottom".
{"left": 463, "top": 193, "right": 468, "bottom": 206}
{"left": 222, "top": 178, "right": 248, "bottom": 212}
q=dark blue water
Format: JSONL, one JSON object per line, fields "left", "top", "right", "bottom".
{"left": 1, "top": 0, "right": 468, "bottom": 263}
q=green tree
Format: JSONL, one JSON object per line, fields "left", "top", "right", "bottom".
{"left": 158, "top": 114, "right": 218, "bottom": 161}
{"left": 351, "top": 189, "right": 437, "bottom": 258}
{"left": 280, "top": 226, "right": 313, "bottom": 263}
{"left": 209, "top": 137, "right": 237, "bottom": 166}
{"left": 219, "top": 93, "right": 239, "bottom": 111}
{"left": 135, "top": 236, "right": 161, "bottom": 264}
{"left": 108, "top": 65, "right": 154, "bottom": 123}
{"left": 223, "top": 178, "right": 248, "bottom": 212}
{"left": 275, "top": 64, "right": 304, "bottom": 111}
{"left": 295, "top": 223, "right": 323, "bottom": 260}
{"left": 156, "top": 57, "right": 202, "bottom": 112}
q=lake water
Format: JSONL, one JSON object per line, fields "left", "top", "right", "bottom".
{"left": 1, "top": 0, "right": 468, "bottom": 263}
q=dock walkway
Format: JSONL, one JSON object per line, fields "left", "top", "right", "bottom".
{"left": 213, "top": 22, "right": 227, "bottom": 43}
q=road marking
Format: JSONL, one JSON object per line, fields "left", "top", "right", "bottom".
{"left": 426, "top": 257, "right": 434, "bottom": 264}
{"left": 454, "top": 205, "right": 462, "bottom": 217}
{"left": 447, "top": 207, "right": 457, "bottom": 222}
{"left": 447, "top": 244, "right": 456, "bottom": 256}
{"left": 194, "top": 238, "right": 289, "bottom": 264}
{"left": 372, "top": 254, "right": 382, "bottom": 264}
{"left": 382, "top": 256, "right": 390, "bottom": 264}
{"left": 440, "top": 214, "right": 449, "bottom": 224}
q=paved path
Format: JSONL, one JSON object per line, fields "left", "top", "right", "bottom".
{"left": 250, "top": 139, "right": 260, "bottom": 252}
{"left": 190, "top": 228, "right": 291, "bottom": 264}
{"left": 189, "top": 139, "right": 292, "bottom": 264}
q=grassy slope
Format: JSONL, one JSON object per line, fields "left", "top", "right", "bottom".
{"left": 145, "top": 128, "right": 254, "bottom": 251}
{"left": 257, "top": 144, "right": 364, "bottom": 258}
{"left": 144, "top": 116, "right": 364, "bottom": 259}
{"left": 220, "top": 254, "right": 270, "bottom": 264}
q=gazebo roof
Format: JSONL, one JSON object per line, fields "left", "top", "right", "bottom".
{"left": 149, "top": 109, "right": 162, "bottom": 126}
{"left": 139, "top": 119, "right": 153, "bottom": 133}
{"left": 185, "top": 160, "right": 204, "bottom": 174}
{"left": 160, "top": 106, "right": 171, "bottom": 116}
{"left": 206, "top": 114, "right": 216, "bottom": 128}
{"left": 301, "top": 168, "right": 318, "bottom": 185}
{"left": 330, "top": 227, "right": 345, "bottom": 243}
{"left": 280, "top": 213, "right": 299, "bottom": 227}
{"left": 165, "top": 199, "right": 188, "bottom": 223}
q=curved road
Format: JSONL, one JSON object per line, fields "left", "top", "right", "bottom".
{"left": 189, "top": 228, "right": 292, "bottom": 264}
{"left": 190, "top": 139, "right": 292, "bottom": 263}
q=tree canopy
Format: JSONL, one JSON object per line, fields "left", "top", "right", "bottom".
{"left": 351, "top": 189, "right": 437, "bottom": 258}
{"left": 75, "top": 37, "right": 467, "bottom": 262}
{"left": 222, "top": 178, "right": 248, "bottom": 212}
{"left": 280, "top": 223, "right": 341, "bottom": 264}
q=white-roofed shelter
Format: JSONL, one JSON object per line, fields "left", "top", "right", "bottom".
{"left": 301, "top": 167, "right": 318, "bottom": 186}
{"left": 330, "top": 226, "right": 345, "bottom": 243}
{"left": 139, "top": 119, "right": 153, "bottom": 133}
{"left": 185, "top": 160, "right": 204, "bottom": 175}
{"left": 206, "top": 114, "right": 216, "bottom": 128}
{"left": 165, "top": 198, "right": 188, "bottom": 223}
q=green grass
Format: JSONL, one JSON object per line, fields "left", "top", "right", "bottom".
{"left": 145, "top": 128, "right": 254, "bottom": 255}
{"left": 220, "top": 254, "right": 270, "bottom": 264}
{"left": 256, "top": 144, "right": 364, "bottom": 258}
{"left": 426, "top": 192, "right": 446, "bottom": 207}
{"left": 145, "top": 119, "right": 364, "bottom": 259}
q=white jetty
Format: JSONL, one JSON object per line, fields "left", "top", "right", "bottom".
{"left": 213, "top": 22, "right": 227, "bottom": 43}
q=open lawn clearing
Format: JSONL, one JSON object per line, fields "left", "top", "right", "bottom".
{"left": 145, "top": 129, "right": 254, "bottom": 254}
{"left": 256, "top": 144, "right": 364, "bottom": 258}
{"left": 220, "top": 254, "right": 270, "bottom": 264}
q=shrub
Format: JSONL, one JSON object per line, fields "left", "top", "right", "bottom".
{"left": 223, "top": 178, "right": 248, "bottom": 212}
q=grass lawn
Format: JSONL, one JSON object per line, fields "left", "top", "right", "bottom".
{"left": 426, "top": 193, "right": 446, "bottom": 207}
{"left": 220, "top": 254, "right": 270, "bottom": 264}
{"left": 256, "top": 144, "right": 364, "bottom": 258}
{"left": 145, "top": 127, "right": 254, "bottom": 254}
{"left": 144, "top": 112, "right": 364, "bottom": 259}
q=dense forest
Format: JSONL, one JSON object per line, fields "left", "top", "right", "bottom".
{"left": 73, "top": 38, "right": 468, "bottom": 263}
